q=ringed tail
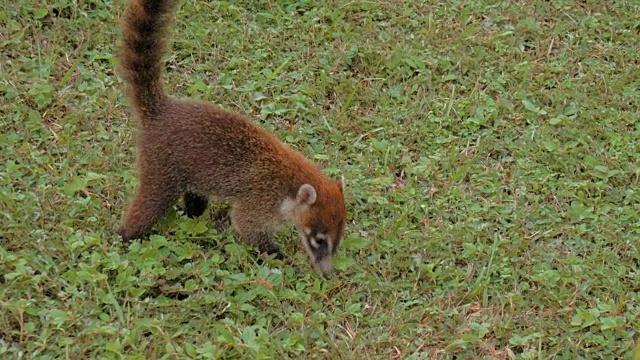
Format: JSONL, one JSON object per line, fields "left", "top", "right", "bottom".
{"left": 119, "top": 0, "right": 175, "bottom": 118}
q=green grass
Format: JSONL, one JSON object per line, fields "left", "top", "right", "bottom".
{"left": 2, "top": 0, "right": 640, "bottom": 358}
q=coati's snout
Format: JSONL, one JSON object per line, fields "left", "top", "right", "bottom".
{"left": 299, "top": 225, "right": 335, "bottom": 276}
{"left": 292, "top": 181, "right": 346, "bottom": 276}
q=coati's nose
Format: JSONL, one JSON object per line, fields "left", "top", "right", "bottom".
{"left": 317, "top": 257, "right": 333, "bottom": 277}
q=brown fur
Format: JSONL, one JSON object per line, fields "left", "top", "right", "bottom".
{"left": 117, "top": 0, "right": 347, "bottom": 275}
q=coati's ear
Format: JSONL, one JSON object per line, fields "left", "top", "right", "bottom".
{"left": 340, "top": 175, "right": 345, "bottom": 191}
{"left": 296, "top": 184, "right": 317, "bottom": 206}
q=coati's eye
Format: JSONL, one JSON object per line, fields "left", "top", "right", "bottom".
{"left": 309, "top": 234, "right": 328, "bottom": 250}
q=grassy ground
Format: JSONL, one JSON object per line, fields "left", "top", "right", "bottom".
{"left": 2, "top": 0, "right": 640, "bottom": 358}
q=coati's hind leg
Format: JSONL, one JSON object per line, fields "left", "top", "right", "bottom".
{"left": 230, "top": 202, "right": 281, "bottom": 256}
{"left": 183, "top": 191, "right": 208, "bottom": 218}
{"left": 118, "top": 176, "right": 182, "bottom": 241}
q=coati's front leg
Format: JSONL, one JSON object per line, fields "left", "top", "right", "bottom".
{"left": 118, "top": 175, "right": 182, "bottom": 241}
{"left": 183, "top": 191, "right": 208, "bottom": 218}
{"left": 230, "top": 201, "right": 281, "bottom": 256}
{"left": 245, "top": 231, "right": 281, "bottom": 257}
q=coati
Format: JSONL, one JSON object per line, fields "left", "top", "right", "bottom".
{"left": 117, "top": 0, "right": 347, "bottom": 275}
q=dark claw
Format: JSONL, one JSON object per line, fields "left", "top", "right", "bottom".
{"left": 259, "top": 242, "right": 283, "bottom": 259}
{"left": 117, "top": 226, "right": 131, "bottom": 241}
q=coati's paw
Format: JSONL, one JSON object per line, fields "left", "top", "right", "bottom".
{"left": 117, "top": 226, "right": 132, "bottom": 241}
{"left": 117, "top": 226, "right": 140, "bottom": 242}
{"left": 258, "top": 242, "right": 283, "bottom": 260}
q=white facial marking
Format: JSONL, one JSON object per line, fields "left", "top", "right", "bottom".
{"left": 300, "top": 234, "right": 314, "bottom": 262}
{"left": 310, "top": 233, "right": 329, "bottom": 250}
{"left": 279, "top": 198, "right": 297, "bottom": 222}
{"left": 299, "top": 230, "right": 334, "bottom": 276}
